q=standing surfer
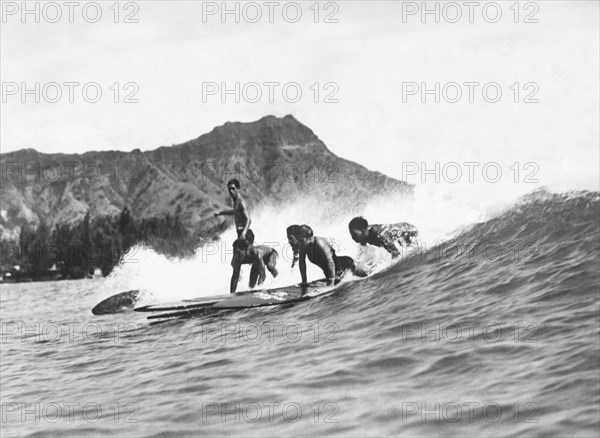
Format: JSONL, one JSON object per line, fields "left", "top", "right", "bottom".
{"left": 213, "top": 179, "right": 254, "bottom": 243}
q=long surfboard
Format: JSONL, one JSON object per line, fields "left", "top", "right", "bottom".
{"left": 93, "top": 255, "right": 403, "bottom": 318}
{"left": 211, "top": 279, "right": 331, "bottom": 309}
{"left": 92, "top": 279, "right": 329, "bottom": 316}
{"left": 140, "top": 279, "right": 329, "bottom": 313}
{"left": 146, "top": 307, "right": 224, "bottom": 320}
{"left": 145, "top": 257, "right": 406, "bottom": 322}
{"left": 144, "top": 279, "right": 338, "bottom": 320}
{"left": 134, "top": 294, "right": 231, "bottom": 313}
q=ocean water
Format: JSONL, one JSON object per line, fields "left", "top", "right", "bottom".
{"left": 1, "top": 189, "right": 599, "bottom": 437}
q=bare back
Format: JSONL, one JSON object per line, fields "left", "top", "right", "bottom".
{"left": 303, "top": 237, "right": 336, "bottom": 279}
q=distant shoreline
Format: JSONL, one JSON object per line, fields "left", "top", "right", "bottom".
{"left": 1, "top": 274, "right": 100, "bottom": 284}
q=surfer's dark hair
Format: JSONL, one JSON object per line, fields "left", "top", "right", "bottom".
{"left": 349, "top": 216, "right": 368, "bottom": 230}
{"left": 286, "top": 225, "right": 302, "bottom": 237}
{"left": 233, "top": 238, "right": 248, "bottom": 250}
{"left": 227, "top": 179, "right": 240, "bottom": 189}
{"left": 297, "top": 225, "right": 313, "bottom": 238}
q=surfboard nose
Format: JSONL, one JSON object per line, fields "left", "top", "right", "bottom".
{"left": 91, "top": 290, "right": 142, "bottom": 315}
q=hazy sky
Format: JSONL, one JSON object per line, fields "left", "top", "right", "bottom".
{"left": 1, "top": 1, "right": 599, "bottom": 202}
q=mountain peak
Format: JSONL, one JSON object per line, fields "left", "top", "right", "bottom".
{"left": 0, "top": 115, "right": 412, "bottom": 240}
{"left": 184, "top": 114, "right": 325, "bottom": 158}
{"left": 218, "top": 114, "right": 310, "bottom": 133}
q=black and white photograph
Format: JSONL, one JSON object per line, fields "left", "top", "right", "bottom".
{"left": 1, "top": 1, "right": 599, "bottom": 436}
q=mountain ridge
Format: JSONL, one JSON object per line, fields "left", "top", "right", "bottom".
{"left": 0, "top": 115, "right": 412, "bottom": 240}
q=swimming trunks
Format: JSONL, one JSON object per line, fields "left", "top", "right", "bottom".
{"left": 237, "top": 228, "right": 255, "bottom": 244}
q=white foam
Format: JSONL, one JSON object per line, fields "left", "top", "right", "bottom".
{"left": 97, "top": 187, "right": 503, "bottom": 302}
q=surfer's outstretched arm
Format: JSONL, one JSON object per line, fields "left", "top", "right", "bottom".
{"left": 322, "top": 246, "right": 336, "bottom": 285}
{"left": 214, "top": 209, "right": 234, "bottom": 217}
{"left": 253, "top": 252, "right": 267, "bottom": 287}
{"left": 299, "top": 251, "right": 307, "bottom": 284}
{"left": 382, "top": 241, "right": 401, "bottom": 259}
{"left": 369, "top": 225, "right": 400, "bottom": 258}
{"left": 291, "top": 248, "right": 299, "bottom": 268}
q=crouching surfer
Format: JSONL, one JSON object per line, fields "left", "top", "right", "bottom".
{"left": 294, "top": 225, "right": 366, "bottom": 286}
{"left": 230, "top": 238, "right": 278, "bottom": 294}
{"left": 287, "top": 225, "right": 343, "bottom": 269}
{"left": 348, "top": 216, "right": 418, "bottom": 258}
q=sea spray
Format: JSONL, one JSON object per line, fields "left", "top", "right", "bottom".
{"left": 94, "top": 188, "right": 497, "bottom": 303}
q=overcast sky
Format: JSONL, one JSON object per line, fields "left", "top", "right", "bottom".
{"left": 1, "top": 1, "right": 598, "bottom": 202}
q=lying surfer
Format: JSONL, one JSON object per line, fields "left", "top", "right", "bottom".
{"left": 348, "top": 216, "right": 418, "bottom": 258}
{"left": 295, "top": 225, "right": 365, "bottom": 286}
{"left": 230, "top": 238, "right": 278, "bottom": 293}
{"left": 213, "top": 179, "right": 254, "bottom": 243}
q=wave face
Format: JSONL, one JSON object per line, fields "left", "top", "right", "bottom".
{"left": 334, "top": 189, "right": 600, "bottom": 436}
{"left": 1, "top": 189, "right": 598, "bottom": 437}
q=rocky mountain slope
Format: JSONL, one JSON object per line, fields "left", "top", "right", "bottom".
{"left": 0, "top": 115, "right": 411, "bottom": 240}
